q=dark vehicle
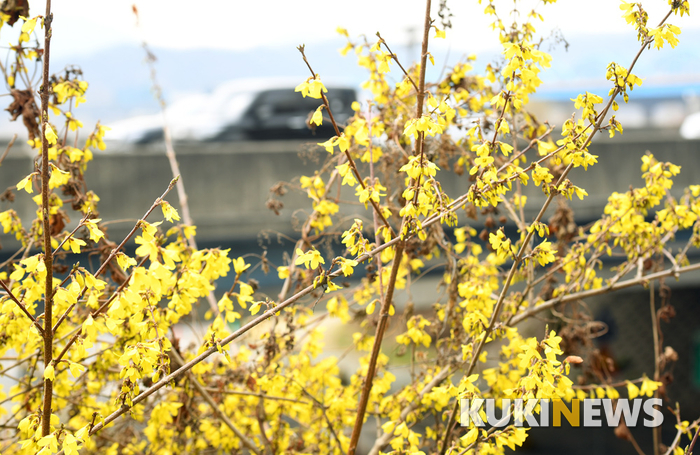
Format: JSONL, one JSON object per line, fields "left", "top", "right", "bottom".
{"left": 212, "top": 87, "right": 356, "bottom": 141}
{"left": 106, "top": 79, "right": 357, "bottom": 144}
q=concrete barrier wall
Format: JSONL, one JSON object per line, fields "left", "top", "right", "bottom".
{"left": 1, "top": 136, "right": 699, "bottom": 248}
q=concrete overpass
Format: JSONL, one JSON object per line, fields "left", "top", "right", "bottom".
{"left": 1, "top": 132, "right": 698, "bottom": 248}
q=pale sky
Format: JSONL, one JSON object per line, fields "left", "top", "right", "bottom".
{"left": 23, "top": 0, "right": 700, "bottom": 60}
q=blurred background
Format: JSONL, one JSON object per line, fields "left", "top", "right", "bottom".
{"left": 2, "top": 1, "right": 700, "bottom": 453}
{"left": 0, "top": 0, "right": 699, "bottom": 140}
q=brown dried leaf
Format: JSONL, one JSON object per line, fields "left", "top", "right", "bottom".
{"left": 1, "top": 0, "right": 29, "bottom": 26}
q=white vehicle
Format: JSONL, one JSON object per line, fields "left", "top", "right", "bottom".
{"left": 106, "top": 77, "right": 357, "bottom": 144}
{"left": 680, "top": 111, "right": 700, "bottom": 140}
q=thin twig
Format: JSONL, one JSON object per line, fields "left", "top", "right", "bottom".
{"left": 572, "top": 377, "right": 644, "bottom": 391}
{"left": 52, "top": 177, "right": 178, "bottom": 334}
{"left": 367, "top": 367, "right": 453, "bottom": 455}
{"left": 53, "top": 253, "right": 149, "bottom": 364}
{"left": 297, "top": 46, "right": 394, "bottom": 237}
{"left": 202, "top": 388, "right": 310, "bottom": 405}
{"left": 510, "top": 262, "right": 700, "bottom": 326}
{"left": 0, "top": 280, "right": 44, "bottom": 334}
{"left": 170, "top": 349, "right": 261, "bottom": 455}
{"left": 0, "top": 133, "right": 16, "bottom": 167}
{"left": 367, "top": 108, "right": 386, "bottom": 303}
{"left": 132, "top": 7, "right": 219, "bottom": 315}
{"left": 688, "top": 420, "right": 700, "bottom": 455}
{"left": 255, "top": 398, "right": 274, "bottom": 455}
{"left": 376, "top": 33, "right": 419, "bottom": 92}
{"left": 628, "top": 430, "right": 648, "bottom": 455}
{"left": 663, "top": 414, "right": 700, "bottom": 455}
{"left": 651, "top": 280, "right": 661, "bottom": 455}
{"left": 51, "top": 211, "right": 90, "bottom": 255}
{"left": 294, "top": 382, "right": 347, "bottom": 455}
